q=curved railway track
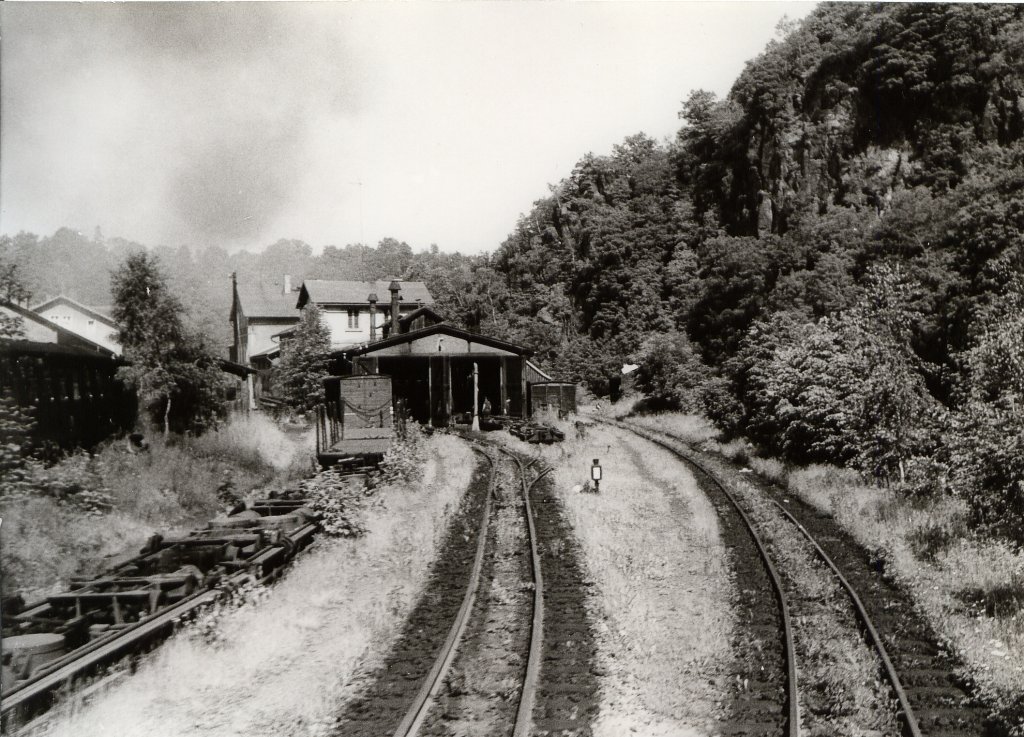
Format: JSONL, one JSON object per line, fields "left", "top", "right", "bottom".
{"left": 591, "top": 417, "right": 799, "bottom": 737}
{"left": 600, "top": 416, "right": 991, "bottom": 737}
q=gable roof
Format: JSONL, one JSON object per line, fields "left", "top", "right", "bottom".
{"left": 397, "top": 305, "right": 445, "bottom": 328}
{"left": 340, "top": 322, "right": 533, "bottom": 358}
{"left": 233, "top": 282, "right": 301, "bottom": 320}
{"left": 297, "top": 280, "right": 433, "bottom": 309}
{"left": 1, "top": 301, "right": 117, "bottom": 357}
{"left": 31, "top": 295, "right": 118, "bottom": 326}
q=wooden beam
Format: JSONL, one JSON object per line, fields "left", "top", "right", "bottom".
{"left": 499, "top": 357, "right": 508, "bottom": 416}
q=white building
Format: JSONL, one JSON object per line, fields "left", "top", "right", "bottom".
{"left": 31, "top": 295, "right": 121, "bottom": 356}
{"left": 295, "top": 279, "right": 434, "bottom": 348}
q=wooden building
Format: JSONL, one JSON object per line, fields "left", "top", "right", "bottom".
{"left": 0, "top": 340, "right": 134, "bottom": 450}
{"left": 334, "top": 323, "right": 536, "bottom": 427}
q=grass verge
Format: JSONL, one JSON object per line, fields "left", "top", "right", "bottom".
{"left": 31, "top": 432, "right": 474, "bottom": 737}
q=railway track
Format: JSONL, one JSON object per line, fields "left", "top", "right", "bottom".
{"left": 600, "top": 416, "right": 992, "bottom": 737}
{"left": 335, "top": 438, "right": 598, "bottom": 737}
{"left": 588, "top": 417, "right": 798, "bottom": 736}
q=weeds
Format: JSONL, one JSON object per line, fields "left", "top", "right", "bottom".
{"left": 0, "top": 413, "right": 312, "bottom": 597}
{"left": 300, "top": 469, "right": 370, "bottom": 538}
{"left": 379, "top": 420, "right": 427, "bottom": 485}
{"left": 181, "top": 576, "right": 269, "bottom": 647}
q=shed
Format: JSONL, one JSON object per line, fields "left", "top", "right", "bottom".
{"left": 334, "top": 323, "right": 533, "bottom": 427}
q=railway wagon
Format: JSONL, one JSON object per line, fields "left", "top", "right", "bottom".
{"left": 316, "top": 374, "right": 394, "bottom": 468}
{"left": 0, "top": 341, "right": 135, "bottom": 451}
{"left": 527, "top": 381, "right": 577, "bottom": 418}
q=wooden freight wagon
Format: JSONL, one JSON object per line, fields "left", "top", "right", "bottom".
{"left": 316, "top": 374, "right": 393, "bottom": 469}
{"left": 527, "top": 381, "right": 577, "bottom": 418}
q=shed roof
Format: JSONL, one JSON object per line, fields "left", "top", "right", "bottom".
{"left": 0, "top": 339, "right": 121, "bottom": 361}
{"left": 340, "top": 322, "right": 532, "bottom": 358}
{"left": 297, "top": 280, "right": 433, "bottom": 309}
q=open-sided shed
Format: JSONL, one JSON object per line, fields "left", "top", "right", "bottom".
{"left": 333, "top": 323, "right": 534, "bottom": 427}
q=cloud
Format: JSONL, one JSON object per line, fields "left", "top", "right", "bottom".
{"left": 1, "top": 2, "right": 817, "bottom": 254}
{"left": 1, "top": 3, "right": 363, "bottom": 249}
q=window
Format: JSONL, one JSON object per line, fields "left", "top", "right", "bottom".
{"left": 347, "top": 308, "right": 359, "bottom": 329}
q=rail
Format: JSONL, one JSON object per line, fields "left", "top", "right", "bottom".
{"left": 768, "top": 500, "right": 922, "bottom": 737}
{"left": 608, "top": 416, "right": 926, "bottom": 737}
{"left": 391, "top": 441, "right": 546, "bottom": 737}
{"left": 390, "top": 446, "right": 496, "bottom": 737}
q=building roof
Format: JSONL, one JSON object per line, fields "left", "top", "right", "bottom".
{"left": 0, "top": 339, "right": 122, "bottom": 361}
{"left": 1, "top": 301, "right": 117, "bottom": 357}
{"left": 234, "top": 283, "right": 301, "bottom": 320}
{"left": 30, "top": 295, "right": 118, "bottom": 326}
{"left": 339, "top": 322, "right": 533, "bottom": 358}
{"left": 397, "top": 305, "right": 445, "bottom": 328}
{"left": 297, "top": 280, "right": 434, "bottom": 309}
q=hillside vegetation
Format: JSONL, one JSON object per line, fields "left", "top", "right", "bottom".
{"left": 3, "top": 4, "right": 1024, "bottom": 537}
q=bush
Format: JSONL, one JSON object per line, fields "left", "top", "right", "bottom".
{"left": 380, "top": 421, "right": 427, "bottom": 485}
{"left": 631, "top": 330, "right": 710, "bottom": 411}
{"left": 299, "top": 468, "right": 370, "bottom": 538}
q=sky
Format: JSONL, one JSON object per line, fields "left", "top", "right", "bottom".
{"left": 0, "top": 1, "right": 816, "bottom": 255}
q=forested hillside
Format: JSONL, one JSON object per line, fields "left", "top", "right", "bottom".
{"left": 3, "top": 3, "right": 1024, "bottom": 535}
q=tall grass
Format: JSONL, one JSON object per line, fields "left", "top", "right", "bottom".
{"left": 626, "top": 409, "right": 1024, "bottom": 729}
{"left": 36, "top": 433, "right": 475, "bottom": 737}
{"left": 0, "top": 413, "right": 313, "bottom": 598}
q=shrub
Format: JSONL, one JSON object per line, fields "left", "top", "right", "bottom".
{"left": 380, "top": 421, "right": 427, "bottom": 485}
{"left": 906, "top": 517, "right": 967, "bottom": 562}
{"left": 631, "top": 330, "right": 711, "bottom": 411}
{"left": 300, "top": 468, "right": 370, "bottom": 538}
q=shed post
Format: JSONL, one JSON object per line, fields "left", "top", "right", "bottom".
{"left": 443, "top": 356, "right": 453, "bottom": 420}
{"left": 472, "top": 361, "right": 480, "bottom": 431}
{"left": 499, "top": 357, "right": 508, "bottom": 416}
{"left": 521, "top": 359, "right": 528, "bottom": 418}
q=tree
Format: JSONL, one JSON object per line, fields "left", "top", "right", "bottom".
{"left": 0, "top": 257, "right": 34, "bottom": 485}
{"left": 632, "top": 330, "right": 710, "bottom": 411}
{"left": 274, "top": 304, "right": 331, "bottom": 412}
{"left": 111, "top": 252, "right": 224, "bottom": 436}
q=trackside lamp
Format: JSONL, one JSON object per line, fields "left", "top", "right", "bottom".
{"left": 591, "top": 458, "right": 602, "bottom": 492}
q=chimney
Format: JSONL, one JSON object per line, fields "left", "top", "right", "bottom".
{"left": 283, "top": 274, "right": 292, "bottom": 295}
{"left": 368, "top": 293, "right": 378, "bottom": 340}
{"left": 389, "top": 280, "right": 402, "bottom": 335}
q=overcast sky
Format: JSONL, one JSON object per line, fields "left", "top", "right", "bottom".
{"left": 0, "top": 1, "right": 816, "bottom": 255}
